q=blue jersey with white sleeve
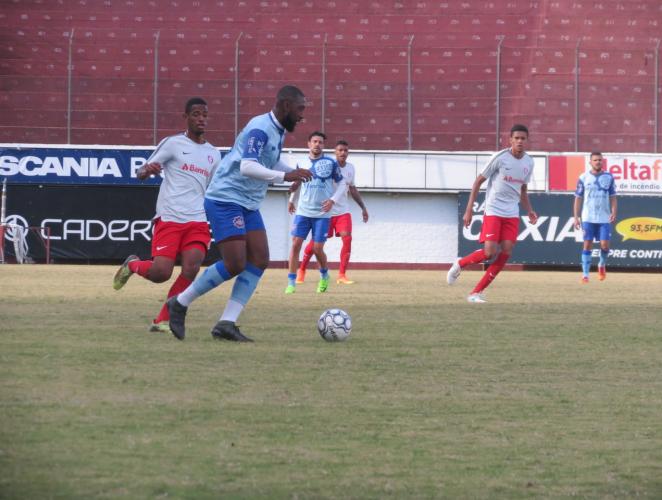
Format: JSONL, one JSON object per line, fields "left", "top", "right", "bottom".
{"left": 575, "top": 170, "right": 616, "bottom": 223}
{"left": 206, "top": 111, "right": 285, "bottom": 210}
{"left": 295, "top": 156, "right": 344, "bottom": 218}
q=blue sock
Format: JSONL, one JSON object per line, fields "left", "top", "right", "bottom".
{"left": 287, "top": 273, "right": 296, "bottom": 286}
{"left": 177, "top": 260, "right": 232, "bottom": 307}
{"left": 192, "top": 261, "right": 231, "bottom": 295}
{"left": 581, "top": 250, "right": 591, "bottom": 277}
{"left": 320, "top": 267, "right": 329, "bottom": 280}
{"left": 230, "top": 263, "right": 264, "bottom": 305}
{"left": 599, "top": 249, "right": 608, "bottom": 267}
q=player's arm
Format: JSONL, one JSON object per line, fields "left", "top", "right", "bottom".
{"left": 137, "top": 136, "right": 172, "bottom": 179}
{"left": 349, "top": 185, "right": 369, "bottom": 222}
{"left": 609, "top": 195, "right": 617, "bottom": 223}
{"left": 520, "top": 184, "right": 537, "bottom": 224}
{"left": 288, "top": 184, "right": 300, "bottom": 214}
{"left": 322, "top": 169, "right": 347, "bottom": 213}
{"left": 239, "top": 130, "right": 312, "bottom": 183}
{"left": 573, "top": 178, "right": 584, "bottom": 229}
{"left": 462, "top": 175, "right": 486, "bottom": 227}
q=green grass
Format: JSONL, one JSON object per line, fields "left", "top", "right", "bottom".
{"left": 1, "top": 266, "right": 661, "bottom": 499}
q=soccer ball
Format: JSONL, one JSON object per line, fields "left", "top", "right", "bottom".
{"left": 317, "top": 308, "right": 352, "bottom": 342}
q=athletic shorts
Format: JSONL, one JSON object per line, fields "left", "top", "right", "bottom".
{"left": 328, "top": 212, "right": 352, "bottom": 237}
{"left": 151, "top": 218, "right": 211, "bottom": 259}
{"left": 204, "top": 198, "right": 266, "bottom": 242}
{"left": 291, "top": 215, "right": 330, "bottom": 243}
{"left": 582, "top": 222, "right": 611, "bottom": 242}
{"left": 479, "top": 215, "right": 520, "bottom": 243}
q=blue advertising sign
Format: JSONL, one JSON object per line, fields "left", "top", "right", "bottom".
{"left": 0, "top": 145, "right": 225, "bottom": 186}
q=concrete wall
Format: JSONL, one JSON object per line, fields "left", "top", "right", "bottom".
{"left": 262, "top": 190, "right": 458, "bottom": 266}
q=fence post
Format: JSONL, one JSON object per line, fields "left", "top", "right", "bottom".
{"left": 234, "top": 32, "right": 244, "bottom": 138}
{"left": 407, "top": 34, "right": 415, "bottom": 150}
{"left": 322, "top": 33, "right": 328, "bottom": 133}
{"left": 152, "top": 31, "right": 160, "bottom": 146}
{"left": 67, "top": 28, "right": 75, "bottom": 144}
{"left": 575, "top": 39, "right": 581, "bottom": 152}
{"left": 496, "top": 36, "right": 504, "bottom": 150}
{"left": 655, "top": 39, "right": 660, "bottom": 153}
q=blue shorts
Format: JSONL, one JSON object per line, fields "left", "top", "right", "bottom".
{"left": 582, "top": 222, "right": 611, "bottom": 242}
{"left": 204, "top": 198, "right": 265, "bottom": 242}
{"left": 291, "top": 215, "right": 330, "bottom": 243}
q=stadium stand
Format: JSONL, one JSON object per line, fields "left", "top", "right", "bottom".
{"left": 1, "top": 1, "right": 660, "bottom": 151}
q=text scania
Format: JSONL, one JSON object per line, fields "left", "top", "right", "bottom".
{"left": 0, "top": 155, "right": 148, "bottom": 178}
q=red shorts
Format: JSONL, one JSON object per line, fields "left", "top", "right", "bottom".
{"left": 151, "top": 218, "right": 211, "bottom": 260}
{"left": 479, "top": 215, "right": 520, "bottom": 243}
{"left": 327, "top": 213, "right": 352, "bottom": 237}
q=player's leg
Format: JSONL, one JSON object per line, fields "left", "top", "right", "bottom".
{"left": 297, "top": 239, "right": 315, "bottom": 283}
{"left": 311, "top": 218, "right": 331, "bottom": 293}
{"left": 336, "top": 214, "right": 354, "bottom": 284}
{"left": 151, "top": 233, "right": 207, "bottom": 332}
{"left": 598, "top": 223, "right": 611, "bottom": 281}
{"left": 211, "top": 223, "right": 270, "bottom": 343}
{"left": 113, "top": 218, "right": 177, "bottom": 290}
{"left": 286, "top": 215, "right": 310, "bottom": 293}
{"left": 468, "top": 217, "right": 516, "bottom": 302}
{"left": 167, "top": 201, "right": 245, "bottom": 340}
{"left": 580, "top": 222, "right": 597, "bottom": 283}
{"left": 448, "top": 215, "right": 496, "bottom": 285}
{"left": 286, "top": 235, "right": 305, "bottom": 293}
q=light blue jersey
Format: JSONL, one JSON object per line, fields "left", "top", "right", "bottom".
{"left": 295, "top": 156, "right": 344, "bottom": 218}
{"left": 206, "top": 111, "right": 285, "bottom": 210}
{"left": 575, "top": 170, "right": 616, "bottom": 223}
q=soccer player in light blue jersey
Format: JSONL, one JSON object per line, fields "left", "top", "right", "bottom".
{"left": 285, "top": 131, "right": 346, "bottom": 294}
{"left": 166, "top": 85, "right": 312, "bottom": 342}
{"left": 574, "top": 152, "right": 617, "bottom": 283}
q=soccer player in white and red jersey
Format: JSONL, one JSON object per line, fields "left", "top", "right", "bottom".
{"left": 447, "top": 124, "right": 538, "bottom": 303}
{"left": 296, "top": 140, "right": 369, "bottom": 284}
{"left": 113, "top": 97, "right": 220, "bottom": 331}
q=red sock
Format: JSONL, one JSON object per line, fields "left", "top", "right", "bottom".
{"left": 471, "top": 253, "right": 509, "bottom": 294}
{"left": 300, "top": 240, "right": 314, "bottom": 271}
{"left": 459, "top": 249, "right": 488, "bottom": 268}
{"left": 339, "top": 235, "right": 352, "bottom": 275}
{"left": 128, "top": 259, "right": 153, "bottom": 278}
{"left": 154, "top": 274, "right": 192, "bottom": 323}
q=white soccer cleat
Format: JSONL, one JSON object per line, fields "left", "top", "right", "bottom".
{"left": 447, "top": 258, "right": 462, "bottom": 285}
{"left": 467, "top": 293, "right": 487, "bottom": 304}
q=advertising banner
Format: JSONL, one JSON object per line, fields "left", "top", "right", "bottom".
{"left": 549, "top": 154, "right": 662, "bottom": 194}
{"left": 2, "top": 184, "right": 216, "bottom": 263}
{"left": 458, "top": 192, "right": 662, "bottom": 267}
{"left": 0, "top": 146, "right": 163, "bottom": 186}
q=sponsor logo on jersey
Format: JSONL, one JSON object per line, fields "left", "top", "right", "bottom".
{"left": 313, "top": 158, "right": 334, "bottom": 178}
{"left": 181, "top": 163, "right": 210, "bottom": 177}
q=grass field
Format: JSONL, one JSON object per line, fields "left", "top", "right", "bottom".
{"left": 1, "top": 265, "right": 661, "bottom": 499}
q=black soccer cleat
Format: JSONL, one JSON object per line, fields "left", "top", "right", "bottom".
{"left": 211, "top": 320, "right": 254, "bottom": 343}
{"left": 167, "top": 296, "right": 188, "bottom": 341}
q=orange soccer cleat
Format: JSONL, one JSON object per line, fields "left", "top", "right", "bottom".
{"left": 598, "top": 266, "right": 606, "bottom": 281}
{"left": 336, "top": 275, "right": 355, "bottom": 285}
{"left": 295, "top": 269, "right": 306, "bottom": 284}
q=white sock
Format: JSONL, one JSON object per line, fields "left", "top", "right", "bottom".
{"left": 220, "top": 299, "right": 244, "bottom": 323}
{"left": 176, "top": 285, "right": 202, "bottom": 307}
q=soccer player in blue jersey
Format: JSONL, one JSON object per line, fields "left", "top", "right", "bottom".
{"left": 285, "top": 131, "right": 346, "bottom": 294}
{"left": 166, "top": 85, "right": 312, "bottom": 342}
{"left": 573, "top": 152, "right": 617, "bottom": 283}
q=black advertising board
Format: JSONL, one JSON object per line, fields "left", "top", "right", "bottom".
{"left": 2, "top": 184, "right": 218, "bottom": 262}
{"left": 458, "top": 193, "right": 662, "bottom": 267}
